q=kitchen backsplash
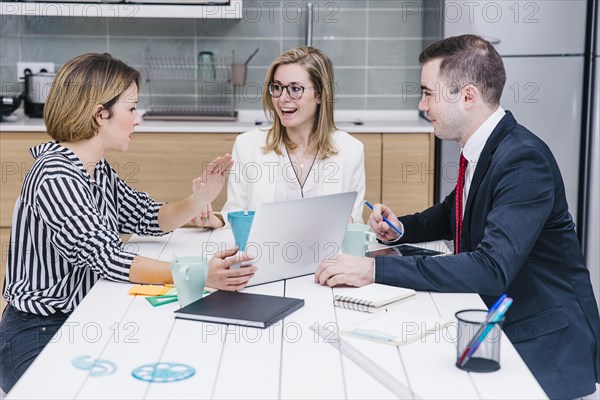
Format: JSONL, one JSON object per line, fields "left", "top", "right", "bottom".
{"left": 0, "top": 0, "right": 427, "bottom": 111}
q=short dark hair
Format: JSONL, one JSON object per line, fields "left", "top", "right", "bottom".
{"left": 419, "top": 34, "right": 506, "bottom": 106}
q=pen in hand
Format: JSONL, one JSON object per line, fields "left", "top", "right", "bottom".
{"left": 364, "top": 201, "right": 403, "bottom": 237}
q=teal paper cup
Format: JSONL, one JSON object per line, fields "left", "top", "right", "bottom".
{"left": 227, "top": 210, "right": 255, "bottom": 251}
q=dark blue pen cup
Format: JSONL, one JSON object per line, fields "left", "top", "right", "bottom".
{"left": 455, "top": 309, "right": 504, "bottom": 372}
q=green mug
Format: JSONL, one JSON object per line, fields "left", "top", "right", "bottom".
{"left": 171, "top": 256, "right": 208, "bottom": 308}
{"left": 342, "top": 223, "right": 377, "bottom": 257}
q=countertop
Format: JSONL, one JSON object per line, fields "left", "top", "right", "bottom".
{"left": 0, "top": 110, "right": 433, "bottom": 134}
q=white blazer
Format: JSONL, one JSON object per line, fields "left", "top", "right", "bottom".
{"left": 222, "top": 128, "right": 366, "bottom": 223}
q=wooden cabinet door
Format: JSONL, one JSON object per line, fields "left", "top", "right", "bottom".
{"left": 1, "top": 131, "right": 434, "bottom": 229}
{"left": 351, "top": 133, "right": 382, "bottom": 222}
{"left": 1, "top": 132, "right": 51, "bottom": 227}
{"left": 104, "top": 133, "right": 238, "bottom": 211}
{"left": 382, "top": 133, "right": 435, "bottom": 216}
{"left": 1, "top": 227, "right": 10, "bottom": 312}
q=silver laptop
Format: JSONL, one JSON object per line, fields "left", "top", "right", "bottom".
{"left": 241, "top": 192, "right": 357, "bottom": 287}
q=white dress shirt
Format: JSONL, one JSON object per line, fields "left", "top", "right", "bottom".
{"left": 460, "top": 106, "right": 506, "bottom": 216}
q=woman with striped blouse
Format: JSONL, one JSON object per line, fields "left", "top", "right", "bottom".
{"left": 0, "top": 53, "right": 256, "bottom": 393}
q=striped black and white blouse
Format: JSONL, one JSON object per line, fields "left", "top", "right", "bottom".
{"left": 3, "top": 142, "right": 166, "bottom": 316}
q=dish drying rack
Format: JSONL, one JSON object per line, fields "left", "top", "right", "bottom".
{"left": 143, "top": 53, "right": 237, "bottom": 121}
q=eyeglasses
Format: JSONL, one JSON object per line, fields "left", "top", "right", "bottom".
{"left": 268, "top": 82, "right": 312, "bottom": 99}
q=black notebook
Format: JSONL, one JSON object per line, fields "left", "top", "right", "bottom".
{"left": 174, "top": 290, "right": 304, "bottom": 328}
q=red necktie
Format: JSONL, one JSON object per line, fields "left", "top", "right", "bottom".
{"left": 455, "top": 154, "right": 468, "bottom": 254}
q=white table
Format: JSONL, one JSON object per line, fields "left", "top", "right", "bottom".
{"left": 7, "top": 228, "right": 547, "bottom": 399}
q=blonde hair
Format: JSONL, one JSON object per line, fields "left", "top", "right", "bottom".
{"left": 262, "top": 46, "right": 338, "bottom": 160}
{"left": 44, "top": 53, "right": 140, "bottom": 142}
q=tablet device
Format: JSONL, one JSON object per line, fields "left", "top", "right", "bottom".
{"left": 366, "top": 244, "right": 445, "bottom": 258}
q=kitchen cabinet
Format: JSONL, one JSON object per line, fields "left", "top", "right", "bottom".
{"left": 0, "top": 132, "right": 51, "bottom": 228}
{"left": 103, "top": 133, "right": 238, "bottom": 215}
{"left": 0, "top": 1, "right": 243, "bottom": 19}
{"left": 1, "top": 227, "right": 8, "bottom": 312}
{"left": 0, "top": 131, "right": 434, "bottom": 228}
{"left": 353, "top": 133, "right": 381, "bottom": 222}
{"left": 382, "top": 133, "right": 435, "bottom": 216}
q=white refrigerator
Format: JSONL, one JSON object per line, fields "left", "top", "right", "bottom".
{"left": 428, "top": 0, "right": 587, "bottom": 226}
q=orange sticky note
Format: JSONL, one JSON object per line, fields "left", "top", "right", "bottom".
{"left": 128, "top": 285, "right": 169, "bottom": 296}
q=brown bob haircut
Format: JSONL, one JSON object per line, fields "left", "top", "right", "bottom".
{"left": 44, "top": 53, "right": 140, "bottom": 142}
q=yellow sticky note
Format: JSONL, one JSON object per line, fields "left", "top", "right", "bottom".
{"left": 129, "top": 285, "right": 169, "bottom": 296}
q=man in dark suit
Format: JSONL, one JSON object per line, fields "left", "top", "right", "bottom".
{"left": 315, "top": 34, "right": 600, "bottom": 399}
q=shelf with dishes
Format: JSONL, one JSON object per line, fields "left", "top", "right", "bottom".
{"left": 143, "top": 52, "right": 247, "bottom": 122}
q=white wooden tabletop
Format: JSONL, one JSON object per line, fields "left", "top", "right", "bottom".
{"left": 7, "top": 228, "right": 547, "bottom": 399}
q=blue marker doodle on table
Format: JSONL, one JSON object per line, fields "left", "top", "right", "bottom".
{"left": 72, "top": 355, "right": 117, "bottom": 377}
{"left": 131, "top": 362, "right": 195, "bottom": 383}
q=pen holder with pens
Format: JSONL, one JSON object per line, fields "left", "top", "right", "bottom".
{"left": 455, "top": 309, "right": 504, "bottom": 372}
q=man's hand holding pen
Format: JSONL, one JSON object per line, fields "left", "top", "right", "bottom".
{"left": 367, "top": 202, "right": 403, "bottom": 242}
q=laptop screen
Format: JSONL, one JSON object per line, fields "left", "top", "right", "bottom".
{"left": 243, "top": 192, "right": 357, "bottom": 286}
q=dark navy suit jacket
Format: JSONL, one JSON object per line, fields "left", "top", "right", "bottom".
{"left": 375, "top": 112, "right": 600, "bottom": 399}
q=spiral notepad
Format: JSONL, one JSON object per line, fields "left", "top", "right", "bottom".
{"left": 333, "top": 284, "right": 416, "bottom": 313}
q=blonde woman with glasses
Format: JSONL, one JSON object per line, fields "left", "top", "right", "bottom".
{"left": 200, "top": 46, "right": 366, "bottom": 228}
